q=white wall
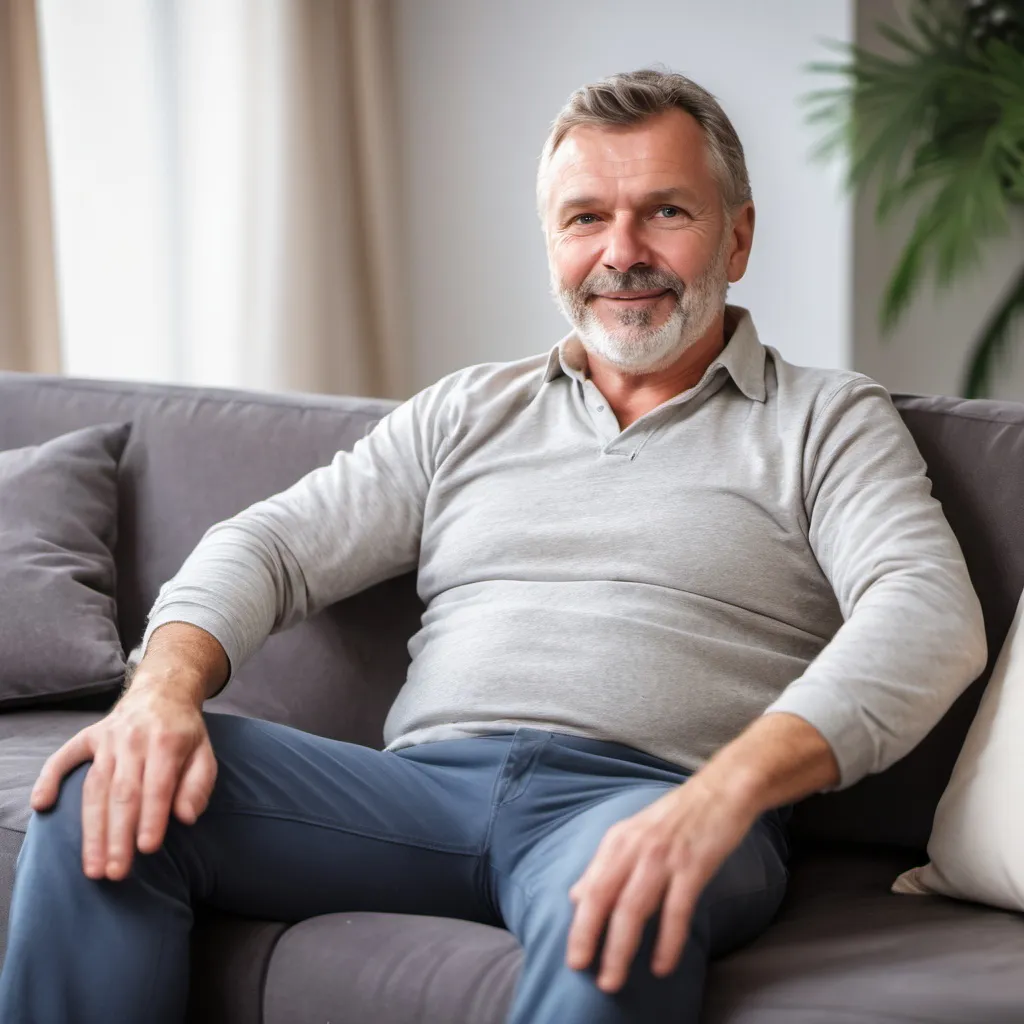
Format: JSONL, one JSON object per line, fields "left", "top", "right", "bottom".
{"left": 853, "top": 0, "right": 1024, "bottom": 401}
{"left": 395, "top": 0, "right": 854, "bottom": 392}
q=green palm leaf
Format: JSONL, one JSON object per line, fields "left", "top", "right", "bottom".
{"left": 806, "top": 1, "right": 1024, "bottom": 397}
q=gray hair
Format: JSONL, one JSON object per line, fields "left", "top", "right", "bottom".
{"left": 537, "top": 68, "right": 751, "bottom": 218}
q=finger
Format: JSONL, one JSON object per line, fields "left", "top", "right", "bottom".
{"left": 565, "top": 855, "right": 632, "bottom": 972}
{"left": 652, "top": 873, "right": 699, "bottom": 977}
{"left": 81, "top": 752, "right": 114, "bottom": 879}
{"left": 104, "top": 749, "right": 145, "bottom": 880}
{"left": 31, "top": 731, "right": 95, "bottom": 811}
{"left": 597, "top": 857, "right": 668, "bottom": 992}
{"left": 136, "top": 739, "right": 188, "bottom": 854}
{"left": 173, "top": 741, "right": 217, "bottom": 825}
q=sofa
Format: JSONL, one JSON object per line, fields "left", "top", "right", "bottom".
{"left": 0, "top": 368, "right": 1022, "bottom": 1023}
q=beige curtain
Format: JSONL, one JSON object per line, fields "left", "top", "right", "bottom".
{"left": 0, "top": 0, "right": 59, "bottom": 374}
{"left": 263, "top": 0, "right": 409, "bottom": 399}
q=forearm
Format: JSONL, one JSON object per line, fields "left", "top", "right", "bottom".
{"left": 693, "top": 711, "right": 840, "bottom": 818}
{"left": 123, "top": 621, "right": 230, "bottom": 708}
{"left": 764, "top": 569, "right": 986, "bottom": 788}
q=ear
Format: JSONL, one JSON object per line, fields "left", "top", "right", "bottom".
{"left": 725, "top": 201, "right": 755, "bottom": 284}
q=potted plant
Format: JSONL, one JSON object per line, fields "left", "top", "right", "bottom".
{"left": 808, "top": 0, "right": 1024, "bottom": 397}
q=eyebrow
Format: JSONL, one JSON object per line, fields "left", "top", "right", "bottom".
{"left": 555, "top": 187, "right": 700, "bottom": 221}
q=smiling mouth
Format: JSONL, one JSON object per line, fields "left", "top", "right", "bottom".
{"left": 593, "top": 289, "right": 671, "bottom": 302}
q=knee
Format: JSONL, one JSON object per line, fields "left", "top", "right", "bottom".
{"left": 35, "top": 760, "right": 89, "bottom": 830}
{"left": 20, "top": 761, "right": 91, "bottom": 868}
{"left": 698, "top": 829, "right": 789, "bottom": 957}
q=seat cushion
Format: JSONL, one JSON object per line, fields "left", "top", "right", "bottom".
{"left": 0, "top": 710, "right": 105, "bottom": 834}
{"left": 703, "top": 844, "right": 1024, "bottom": 1023}
{"left": 255, "top": 844, "right": 1024, "bottom": 1024}
{"left": 262, "top": 913, "right": 522, "bottom": 1024}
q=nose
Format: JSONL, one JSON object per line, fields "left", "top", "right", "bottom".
{"left": 601, "top": 216, "right": 652, "bottom": 275}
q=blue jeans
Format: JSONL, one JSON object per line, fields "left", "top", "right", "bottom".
{"left": 0, "top": 713, "right": 791, "bottom": 1023}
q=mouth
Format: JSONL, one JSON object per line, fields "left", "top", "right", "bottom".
{"left": 592, "top": 289, "right": 672, "bottom": 303}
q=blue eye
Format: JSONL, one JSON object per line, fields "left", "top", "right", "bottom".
{"left": 656, "top": 206, "right": 681, "bottom": 218}
{"left": 574, "top": 213, "right": 599, "bottom": 225}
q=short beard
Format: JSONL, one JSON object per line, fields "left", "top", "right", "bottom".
{"left": 551, "top": 234, "right": 732, "bottom": 375}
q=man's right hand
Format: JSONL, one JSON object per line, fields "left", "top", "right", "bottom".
{"left": 30, "top": 670, "right": 218, "bottom": 881}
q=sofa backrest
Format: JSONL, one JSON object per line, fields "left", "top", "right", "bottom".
{"left": 0, "top": 372, "right": 422, "bottom": 749}
{"left": 1, "top": 372, "right": 1022, "bottom": 850}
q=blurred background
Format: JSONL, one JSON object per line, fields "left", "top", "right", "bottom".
{"left": 1, "top": 0, "right": 1022, "bottom": 401}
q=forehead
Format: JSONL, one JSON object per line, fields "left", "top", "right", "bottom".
{"left": 544, "top": 108, "right": 715, "bottom": 212}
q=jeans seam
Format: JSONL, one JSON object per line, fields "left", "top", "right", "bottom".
{"left": 481, "top": 736, "right": 520, "bottom": 860}
{"left": 210, "top": 801, "right": 480, "bottom": 856}
{"left": 488, "top": 857, "right": 536, "bottom": 911}
{"left": 498, "top": 736, "right": 552, "bottom": 806}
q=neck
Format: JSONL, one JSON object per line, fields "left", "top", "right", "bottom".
{"left": 585, "top": 312, "right": 730, "bottom": 430}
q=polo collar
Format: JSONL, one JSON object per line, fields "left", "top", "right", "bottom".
{"left": 543, "top": 304, "right": 767, "bottom": 404}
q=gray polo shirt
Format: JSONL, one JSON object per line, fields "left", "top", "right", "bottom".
{"left": 131, "top": 305, "right": 987, "bottom": 791}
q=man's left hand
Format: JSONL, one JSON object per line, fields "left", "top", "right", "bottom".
{"left": 565, "top": 776, "right": 759, "bottom": 993}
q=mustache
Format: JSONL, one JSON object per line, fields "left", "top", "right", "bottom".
{"left": 579, "top": 267, "right": 684, "bottom": 301}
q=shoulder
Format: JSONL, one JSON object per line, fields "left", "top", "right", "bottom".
{"left": 766, "top": 345, "right": 882, "bottom": 405}
{"left": 415, "top": 349, "right": 553, "bottom": 430}
{"left": 443, "top": 350, "right": 553, "bottom": 404}
{"left": 764, "top": 344, "right": 895, "bottom": 427}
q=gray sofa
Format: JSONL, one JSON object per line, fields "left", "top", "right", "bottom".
{"left": 1, "top": 369, "right": 1023, "bottom": 1023}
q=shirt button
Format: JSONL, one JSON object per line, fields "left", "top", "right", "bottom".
{"left": 596, "top": 404, "right": 605, "bottom": 412}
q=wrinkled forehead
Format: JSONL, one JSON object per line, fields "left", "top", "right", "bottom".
{"left": 538, "top": 110, "right": 717, "bottom": 221}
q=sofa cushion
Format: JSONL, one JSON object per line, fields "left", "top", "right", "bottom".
{"left": 703, "top": 844, "right": 1024, "bottom": 1023}
{"left": 262, "top": 912, "right": 521, "bottom": 1024}
{"left": 254, "top": 843, "right": 1024, "bottom": 1024}
{"left": 0, "top": 710, "right": 106, "bottom": 834}
{"left": 0, "top": 423, "right": 130, "bottom": 708}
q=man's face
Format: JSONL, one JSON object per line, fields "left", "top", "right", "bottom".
{"left": 543, "top": 108, "right": 752, "bottom": 374}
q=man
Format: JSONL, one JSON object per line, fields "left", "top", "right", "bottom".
{"left": 0, "top": 69, "right": 986, "bottom": 1024}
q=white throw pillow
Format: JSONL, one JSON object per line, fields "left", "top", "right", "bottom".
{"left": 892, "top": 587, "right": 1024, "bottom": 912}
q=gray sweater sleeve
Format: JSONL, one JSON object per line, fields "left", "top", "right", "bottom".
{"left": 763, "top": 379, "right": 988, "bottom": 791}
{"left": 127, "top": 377, "right": 456, "bottom": 686}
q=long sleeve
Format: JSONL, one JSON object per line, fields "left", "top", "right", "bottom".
{"left": 763, "top": 378, "right": 988, "bottom": 791}
{"left": 127, "top": 374, "right": 458, "bottom": 686}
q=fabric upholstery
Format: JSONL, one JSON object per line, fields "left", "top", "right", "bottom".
{"left": 703, "top": 845, "right": 1024, "bottom": 1023}
{"left": 0, "top": 710, "right": 105, "bottom": 834}
{"left": 262, "top": 913, "right": 522, "bottom": 1024}
{"left": 0, "top": 373, "right": 420, "bottom": 746}
{"left": 0, "top": 423, "right": 130, "bottom": 707}
{"left": 256, "top": 845, "right": 1024, "bottom": 1024}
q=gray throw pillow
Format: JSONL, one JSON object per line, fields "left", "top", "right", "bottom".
{"left": 0, "top": 422, "right": 131, "bottom": 707}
